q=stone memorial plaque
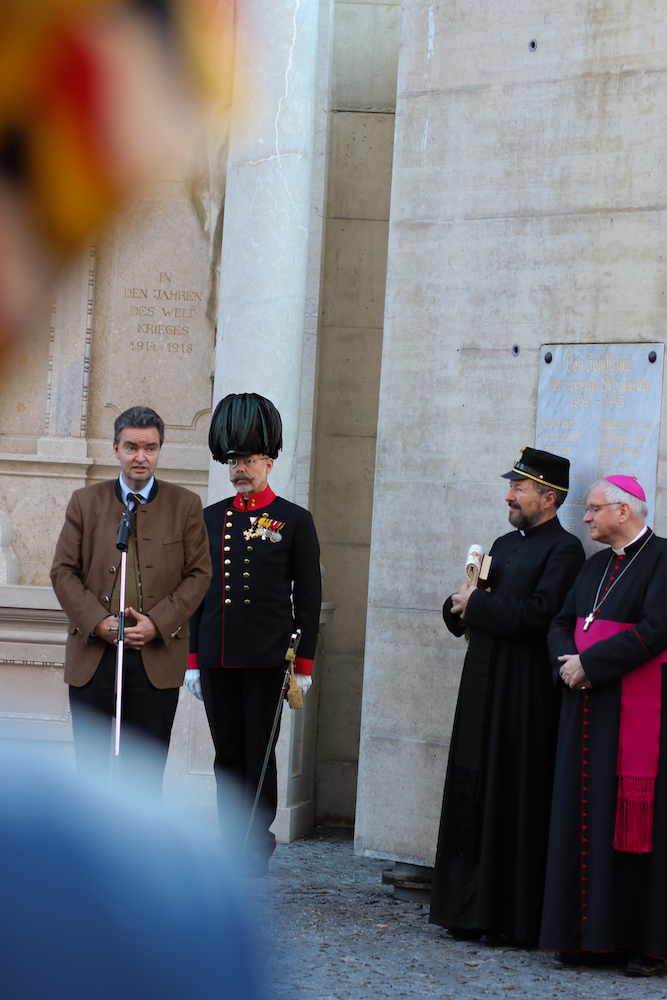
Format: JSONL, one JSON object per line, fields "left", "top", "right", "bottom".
{"left": 104, "top": 186, "right": 214, "bottom": 429}
{"left": 536, "top": 344, "right": 664, "bottom": 555}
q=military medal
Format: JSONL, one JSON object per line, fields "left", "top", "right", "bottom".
{"left": 244, "top": 514, "right": 285, "bottom": 543}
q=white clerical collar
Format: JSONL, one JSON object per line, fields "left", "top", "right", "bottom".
{"left": 613, "top": 524, "right": 648, "bottom": 556}
{"left": 119, "top": 474, "right": 154, "bottom": 506}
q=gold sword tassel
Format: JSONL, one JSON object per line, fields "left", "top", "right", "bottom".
{"left": 285, "top": 629, "right": 303, "bottom": 710}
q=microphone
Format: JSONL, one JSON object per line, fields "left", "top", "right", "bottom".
{"left": 116, "top": 511, "right": 131, "bottom": 551}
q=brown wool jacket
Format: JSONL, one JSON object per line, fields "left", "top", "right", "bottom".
{"left": 50, "top": 478, "right": 212, "bottom": 688}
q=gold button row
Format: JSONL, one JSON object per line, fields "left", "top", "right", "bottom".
{"left": 222, "top": 512, "right": 254, "bottom": 607}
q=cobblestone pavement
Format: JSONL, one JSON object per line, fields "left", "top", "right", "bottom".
{"left": 255, "top": 828, "right": 667, "bottom": 1000}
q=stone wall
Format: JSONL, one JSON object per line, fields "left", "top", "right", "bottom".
{"left": 0, "top": 180, "right": 215, "bottom": 807}
{"left": 355, "top": 0, "right": 667, "bottom": 864}
{"left": 312, "top": 0, "right": 400, "bottom": 824}
{"left": 0, "top": 182, "right": 213, "bottom": 593}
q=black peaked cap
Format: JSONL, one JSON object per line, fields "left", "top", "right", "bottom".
{"left": 501, "top": 446, "right": 570, "bottom": 492}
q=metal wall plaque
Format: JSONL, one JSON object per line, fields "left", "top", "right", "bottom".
{"left": 535, "top": 344, "right": 664, "bottom": 554}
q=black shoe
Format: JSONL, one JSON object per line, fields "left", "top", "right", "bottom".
{"left": 483, "top": 932, "right": 522, "bottom": 948}
{"left": 558, "top": 950, "right": 587, "bottom": 965}
{"left": 557, "top": 950, "right": 614, "bottom": 966}
{"left": 625, "top": 953, "right": 665, "bottom": 977}
{"left": 447, "top": 927, "right": 482, "bottom": 941}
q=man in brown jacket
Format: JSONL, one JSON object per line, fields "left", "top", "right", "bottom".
{"left": 51, "top": 406, "right": 211, "bottom": 791}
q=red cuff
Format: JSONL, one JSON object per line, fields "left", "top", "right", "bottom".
{"left": 187, "top": 653, "right": 199, "bottom": 670}
{"left": 295, "top": 657, "right": 313, "bottom": 676}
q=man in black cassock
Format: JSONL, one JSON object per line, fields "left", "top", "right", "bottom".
{"left": 541, "top": 475, "right": 667, "bottom": 977}
{"left": 429, "top": 447, "right": 585, "bottom": 946}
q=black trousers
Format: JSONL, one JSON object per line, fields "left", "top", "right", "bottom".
{"left": 69, "top": 644, "right": 179, "bottom": 798}
{"left": 200, "top": 666, "right": 286, "bottom": 855}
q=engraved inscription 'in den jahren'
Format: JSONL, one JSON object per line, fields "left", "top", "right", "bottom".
{"left": 535, "top": 344, "right": 664, "bottom": 555}
{"left": 123, "top": 273, "right": 200, "bottom": 349}
{"left": 105, "top": 192, "right": 215, "bottom": 430}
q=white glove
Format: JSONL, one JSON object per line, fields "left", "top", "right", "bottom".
{"left": 295, "top": 674, "right": 312, "bottom": 696}
{"left": 184, "top": 668, "right": 203, "bottom": 701}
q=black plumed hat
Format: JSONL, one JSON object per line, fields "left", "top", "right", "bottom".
{"left": 209, "top": 393, "right": 283, "bottom": 462}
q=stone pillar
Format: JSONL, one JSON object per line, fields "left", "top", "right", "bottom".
{"left": 0, "top": 513, "right": 18, "bottom": 585}
{"left": 207, "top": 0, "right": 332, "bottom": 842}
{"left": 38, "top": 244, "right": 96, "bottom": 460}
{"left": 209, "top": 0, "right": 323, "bottom": 504}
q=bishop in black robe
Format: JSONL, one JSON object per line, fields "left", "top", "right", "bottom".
{"left": 430, "top": 448, "right": 584, "bottom": 946}
{"left": 541, "top": 526, "right": 667, "bottom": 961}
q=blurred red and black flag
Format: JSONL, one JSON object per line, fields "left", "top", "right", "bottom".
{"left": 0, "top": 0, "right": 230, "bottom": 349}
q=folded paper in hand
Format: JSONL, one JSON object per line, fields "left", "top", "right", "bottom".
{"left": 465, "top": 544, "right": 492, "bottom": 588}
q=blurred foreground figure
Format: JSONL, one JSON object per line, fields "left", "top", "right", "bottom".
{"left": 0, "top": 0, "right": 228, "bottom": 349}
{"left": 0, "top": 745, "right": 265, "bottom": 1000}
{"left": 187, "top": 394, "right": 322, "bottom": 875}
{"left": 542, "top": 477, "right": 667, "bottom": 977}
{"left": 430, "top": 447, "right": 584, "bottom": 946}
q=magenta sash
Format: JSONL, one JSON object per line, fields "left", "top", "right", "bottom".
{"left": 575, "top": 617, "right": 664, "bottom": 854}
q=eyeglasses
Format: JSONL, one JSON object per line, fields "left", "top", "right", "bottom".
{"left": 584, "top": 502, "right": 622, "bottom": 515}
{"left": 226, "top": 456, "right": 267, "bottom": 469}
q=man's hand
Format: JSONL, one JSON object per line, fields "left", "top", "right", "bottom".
{"left": 94, "top": 615, "right": 120, "bottom": 644}
{"left": 451, "top": 581, "right": 490, "bottom": 618}
{"left": 124, "top": 608, "right": 158, "bottom": 648}
{"left": 450, "top": 581, "right": 475, "bottom": 617}
{"left": 558, "top": 653, "right": 592, "bottom": 690}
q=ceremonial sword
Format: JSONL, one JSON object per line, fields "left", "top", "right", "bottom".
{"left": 243, "top": 628, "right": 302, "bottom": 850}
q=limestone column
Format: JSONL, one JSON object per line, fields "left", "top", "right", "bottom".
{"left": 38, "top": 244, "right": 96, "bottom": 460}
{"left": 0, "top": 513, "right": 18, "bottom": 585}
{"left": 209, "top": 0, "right": 322, "bottom": 504}
{"left": 207, "top": 0, "right": 331, "bottom": 842}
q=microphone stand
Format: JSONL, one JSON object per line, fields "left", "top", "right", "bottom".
{"left": 114, "top": 510, "right": 132, "bottom": 758}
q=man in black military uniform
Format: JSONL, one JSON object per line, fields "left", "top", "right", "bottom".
{"left": 429, "top": 447, "right": 585, "bottom": 946}
{"left": 186, "top": 393, "right": 321, "bottom": 873}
